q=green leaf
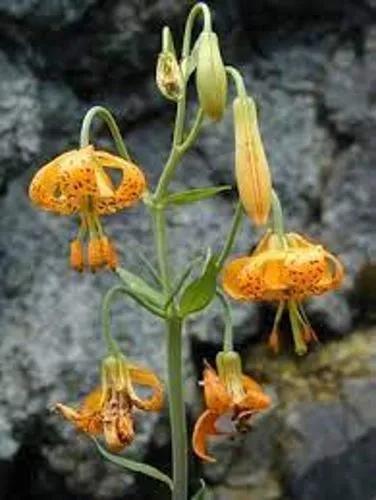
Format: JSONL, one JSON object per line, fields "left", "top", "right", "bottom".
{"left": 93, "top": 438, "right": 173, "bottom": 490}
{"left": 191, "top": 480, "right": 211, "bottom": 499}
{"left": 165, "top": 186, "right": 231, "bottom": 206}
{"left": 116, "top": 267, "right": 164, "bottom": 307}
{"left": 165, "top": 253, "right": 204, "bottom": 309}
{"left": 179, "top": 254, "right": 219, "bottom": 316}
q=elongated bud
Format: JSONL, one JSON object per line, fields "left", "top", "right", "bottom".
{"left": 70, "top": 239, "right": 84, "bottom": 272}
{"left": 233, "top": 96, "right": 272, "bottom": 226}
{"left": 196, "top": 32, "right": 227, "bottom": 121}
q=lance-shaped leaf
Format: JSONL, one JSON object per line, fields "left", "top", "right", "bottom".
{"left": 165, "top": 186, "right": 231, "bottom": 206}
{"left": 93, "top": 438, "right": 173, "bottom": 491}
{"left": 116, "top": 267, "right": 164, "bottom": 307}
{"left": 179, "top": 254, "right": 219, "bottom": 316}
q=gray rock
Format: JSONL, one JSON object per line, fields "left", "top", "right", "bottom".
{"left": 0, "top": 51, "right": 41, "bottom": 191}
{"left": 0, "top": 0, "right": 97, "bottom": 27}
{"left": 0, "top": 0, "right": 374, "bottom": 498}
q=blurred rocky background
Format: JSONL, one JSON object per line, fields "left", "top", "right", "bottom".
{"left": 0, "top": 0, "right": 375, "bottom": 499}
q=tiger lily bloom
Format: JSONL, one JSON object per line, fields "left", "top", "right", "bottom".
{"left": 192, "top": 351, "right": 271, "bottom": 463}
{"left": 29, "top": 145, "right": 146, "bottom": 272}
{"left": 222, "top": 231, "right": 344, "bottom": 354}
{"left": 55, "top": 354, "right": 163, "bottom": 452}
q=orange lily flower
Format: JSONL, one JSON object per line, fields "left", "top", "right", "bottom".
{"left": 29, "top": 145, "right": 146, "bottom": 272}
{"left": 55, "top": 355, "right": 163, "bottom": 452}
{"left": 222, "top": 231, "right": 344, "bottom": 354}
{"left": 192, "top": 351, "right": 271, "bottom": 463}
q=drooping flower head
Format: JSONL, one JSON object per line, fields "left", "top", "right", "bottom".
{"left": 192, "top": 351, "right": 271, "bottom": 463}
{"left": 55, "top": 354, "right": 163, "bottom": 453}
{"left": 222, "top": 231, "right": 344, "bottom": 354}
{"left": 29, "top": 145, "right": 146, "bottom": 272}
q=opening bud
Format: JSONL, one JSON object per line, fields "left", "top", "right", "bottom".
{"left": 156, "top": 26, "right": 183, "bottom": 102}
{"left": 156, "top": 52, "right": 184, "bottom": 102}
{"left": 233, "top": 96, "right": 272, "bottom": 226}
{"left": 196, "top": 32, "right": 227, "bottom": 121}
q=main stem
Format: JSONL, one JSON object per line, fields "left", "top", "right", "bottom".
{"left": 166, "top": 316, "right": 187, "bottom": 500}
{"left": 154, "top": 206, "right": 188, "bottom": 500}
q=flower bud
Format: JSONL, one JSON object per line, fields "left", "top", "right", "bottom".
{"left": 156, "top": 51, "right": 184, "bottom": 102}
{"left": 196, "top": 32, "right": 227, "bottom": 121}
{"left": 233, "top": 96, "right": 272, "bottom": 226}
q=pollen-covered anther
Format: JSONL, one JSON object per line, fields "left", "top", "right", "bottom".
{"left": 101, "top": 237, "right": 118, "bottom": 270}
{"left": 88, "top": 238, "right": 105, "bottom": 272}
{"left": 70, "top": 239, "right": 84, "bottom": 272}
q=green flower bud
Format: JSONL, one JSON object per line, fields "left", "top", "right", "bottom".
{"left": 156, "top": 51, "right": 184, "bottom": 102}
{"left": 196, "top": 32, "right": 227, "bottom": 121}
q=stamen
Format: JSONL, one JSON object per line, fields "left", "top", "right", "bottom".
{"left": 70, "top": 239, "right": 84, "bottom": 272}
{"left": 288, "top": 300, "right": 308, "bottom": 355}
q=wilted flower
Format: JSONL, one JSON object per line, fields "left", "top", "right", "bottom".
{"left": 55, "top": 354, "right": 163, "bottom": 452}
{"left": 233, "top": 96, "right": 272, "bottom": 226}
{"left": 222, "top": 231, "right": 344, "bottom": 354}
{"left": 192, "top": 351, "right": 270, "bottom": 462}
{"left": 29, "top": 145, "right": 146, "bottom": 272}
{"left": 196, "top": 32, "right": 227, "bottom": 121}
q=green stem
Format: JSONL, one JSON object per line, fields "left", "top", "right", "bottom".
{"left": 182, "top": 3, "right": 212, "bottom": 58}
{"left": 102, "top": 286, "right": 124, "bottom": 355}
{"left": 271, "top": 189, "right": 286, "bottom": 248}
{"left": 216, "top": 289, "right": 233, "bottom": 351}
{"left": 216, "top": 201, "right": 244, "bottom": 269}
{"left": 166, "top": 317, "right": 188, "bottom": 500}
{"left": 153, "top": 208, "right": 171, "bottom": 293}
{"left": 79, "top": 105, "right": 131, "bottom": 160}
{"left": 288, "top": 300, "right": 307, "bottom": 356}
{"left": 226, "top": 66, "right": 247, "bottom": 97}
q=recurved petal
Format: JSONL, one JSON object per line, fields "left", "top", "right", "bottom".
{"left": 55, "top": 402, "right": 81, "bottom": 424}
{"left": 324, "top": 252, "right": 344, "bottom": 288}
{"left": 94, "top": 161, "right": 146, "bottom": 215}
{"left": 94, "top": 166, "right": 115, "bottom": 198}
{"left": 80, "top": 386, "right": 105, "bottom": 413}
{"left": 284, "top": 248, "right": 327, "bottom": 294}
{"left": 192, "top": 410, "right": 220, "bottom": 463}
{"left": 286, "top": 232, "right": 317, "bottom": 249}
{"left": 222, "top": 257, "right": 252, "bottom": 299}
{"left": 202, "top": 364, "right": 232, "bottom": 413}
{"left": 239, "top": 375, "right": 271, "bottom": 410}
{"left": 29, "top": 152, "right": 76, "bottom": 214}
{"left": 128, "top": 365, "right": 164, "bottom": 411}
{"left": 94, "top": 150, "right": 134, "bottom": 170}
